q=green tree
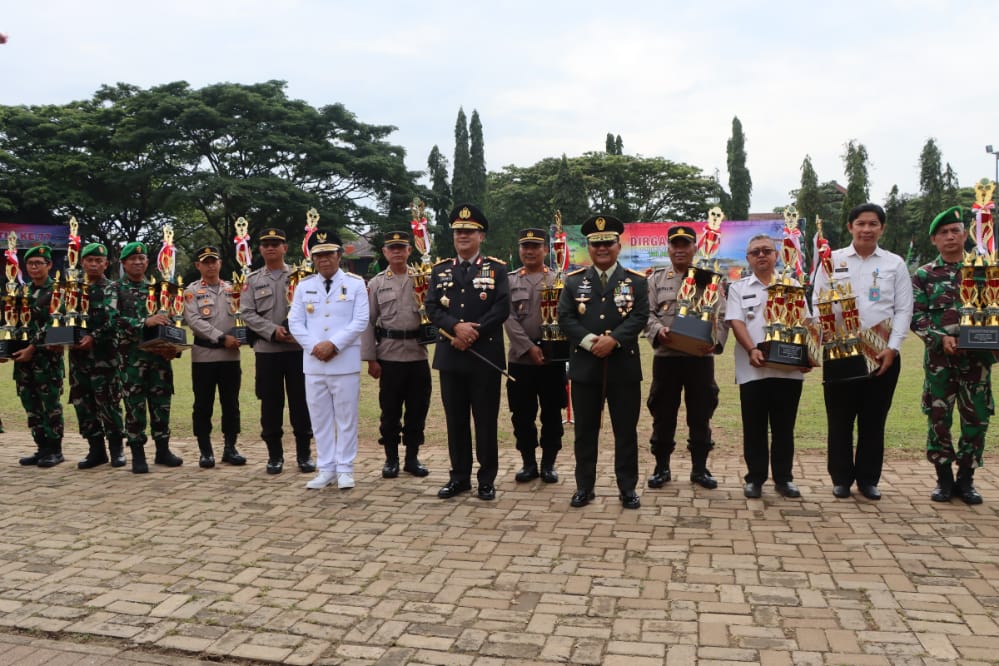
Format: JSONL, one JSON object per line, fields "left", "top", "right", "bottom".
{"left": 426, "top": 144, "right": 452, "bottom": 251}
{"left": 604, "top": 133, "right": 623, "bottom": 155}
{"left": 726, "top": 117, "right": 751, "bottom": 220}
{"left": 840, "top": 140, "right": 870, "bottom": 227}
{"left": 451, "top": 107, "right": 471, "bottom": 204}
{"left": 796, "top": 155, "right": 822, "bottom": 229}
{"left": 468, "top": 110, "right": 487, "bottom": 204}
{"left": 918, "top": 138, "right": 944, "bottom": 236}
{"left": 550, "top": 154, "right": 589, "bottom": 227}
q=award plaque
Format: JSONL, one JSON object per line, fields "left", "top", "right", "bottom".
{"left": 664, "top": 207, "right": 725, "bottom": 356}
{"left": 140, "top": 224, "right": 190, "bottom": 352}
{"left": 229, "top": 217, "right": 251, "bottom": 344}
{"left": 957, "top": 178, "right": 999, "bottom": 349}
{"left": 409, "top": 198, "right": 438, "bottom": 345}
{"left": 42, "top": 218, "right": 87, "bottom": 347}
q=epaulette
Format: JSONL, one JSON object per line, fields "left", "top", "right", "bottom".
{"left": 626, "top": 268, "right": 646, "bottom": 278}
{"left": 299, "top": 273, "right": 320, "bottom": 282}
{"left": 649, "top": 266, "right": 669, "bottom": 275}
{"left": 434, "top": 257, "right": 452, "bottom": 267}
{"left": 567, "top": 267, "right": 586, "bottom": 276}
{"left": 248, "top": 266, "right": 264, "bottom": 277}
{"left": 485, "top": 256, "right": 507, "bottom": 265}
{"left": 345, "top": 272, "right": 364, "bottom": 280}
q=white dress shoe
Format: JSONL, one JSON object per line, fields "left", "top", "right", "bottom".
{"left": 337, "top": 473, "right": 355, "bottom": 489}
{"left": 306, "top": 470, "right": 336, "bottom": 489}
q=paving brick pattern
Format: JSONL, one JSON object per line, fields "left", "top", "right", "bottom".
{"left": 0, "top": 430, "right": 997, "bottom": 665}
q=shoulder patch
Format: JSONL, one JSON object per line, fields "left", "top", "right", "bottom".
{"left": 485, "top": 255, "right": 507, "bottom": 265}
{"left": 626, "top": 268, "right": 647, "bottom": 278}
{"left": 567, "top": 267, "right": 586, "bottom": 276}
{"left": 345, "top": 272, "right": 364, "bottom": 280}
{"left": 433, "top": 257, "right": 452, "bottom": 267}
{"left": 248, "top": 267, "right": 264, "bottom": 277}
{"left": 299, "top": 273, "right": 320, "bottom": 283}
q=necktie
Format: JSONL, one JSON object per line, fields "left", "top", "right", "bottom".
{"left": 324, "top": 278, "right": 332, "bottom": 293}
{"left": 461, "top": 260, "right": 471, "bottom": 277}
{"left": 600, "top": 271, "right": 607, "bottom": 288}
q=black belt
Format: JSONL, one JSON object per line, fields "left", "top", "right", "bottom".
{"left": 376, "top": 326, "right": 422, "bottom": 340}
{"left": 194, "top": 337, "right": 225, "bottom": 349}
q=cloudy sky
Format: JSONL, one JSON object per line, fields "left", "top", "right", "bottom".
{"left": 3, "top": 1, "right": 997, "bottom": 216}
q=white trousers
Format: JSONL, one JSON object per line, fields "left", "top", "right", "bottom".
{"left": 304, "top": 372, "right": 360, "bottom": 473}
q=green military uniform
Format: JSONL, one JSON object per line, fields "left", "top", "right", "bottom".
{"left": 116, "top": 242, "right": 182, "bottom": 473}
{"left": 70, "top": 243, "right": 126, "bottom": 468}
{"left": 14, "top": 245, "right": 65, "bottom": 467}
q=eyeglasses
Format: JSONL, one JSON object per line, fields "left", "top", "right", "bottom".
{"left": 747, "top": 248, "right": 775, "bottom": 257}
{"left": 589, "top": 240, "right": 615, "bottom": 248}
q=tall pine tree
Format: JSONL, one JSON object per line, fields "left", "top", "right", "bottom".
{"left": 796, "top": 155, "right": 821, "bottom": 227}
{"left": 469, "top": 110, "right": 486, "bottom": 204}
{"left": 840, "top": 140, "right": 870, "bottom": 226}
{"left": 726, "top": 117, "right": 751, "bottom": 220}
{"left": 427, "top": 144, "right": 452, "bottom": 250}
{"left": 918, "top": 138, "right": 945, "bottom": 235}
{"left": 451, "top": 107, "right": 471, "bottom": 204}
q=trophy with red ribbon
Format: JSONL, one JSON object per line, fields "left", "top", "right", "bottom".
{"left": 0, "top": 231, "right": 28, "bottom": 358}
{"left": 287, "top": 208, "right": 319, "bottom": 306}
{"left": 813, "top": 215, "right": 868, "bottom": 381}
{"left": 667, "top": 206, "right": 726, "bottom": 355}
{"left": 958, "top": 178, "right": 999, "bottom": 349}
{"left": 42, "top": 217, "right": 87, "bottom": 346}
{"left": 229, "top": 216, "right": 251, "bottom": 344}
{"left": 407, "top": 197, "right": 438, "bottom": 344}
{"left": 539, "top": 210, "right": 570, "bottom": 362}
{"left": 140, "top": 224, "right": 189, "bottom": 351}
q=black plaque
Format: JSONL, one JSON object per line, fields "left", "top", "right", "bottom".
{"left": 822, "top": 355, "right": 869, "bottom": 384}
{"left": 417, "top": 322, "right": 438, "bottom": 346}
{"left": 140, "top": 324, "right": 190, "bottom": 353}
{"left": 758, "top": 340, "right": 810, "bottom": 369}
{"left": 0, "top": 338, "right": 28, "bottom": 359}
{"left": 958, "top": 325, "right": 999, "bottom": 350}
{"left": 665, "top": 314, "right": 716, "bottom": 356}
{"left": 40, "top": 325, "right": 85, "bottom": 347}
{"left": 229, "top": 326, "right": 249, "bottom": 345}
{"left": 541, "top": 339, "right": 570, "bottom": 363}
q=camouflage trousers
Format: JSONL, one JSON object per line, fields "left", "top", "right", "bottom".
{"left": 121, "top": 347, "right": 173, "bottom": 447}
{"left": 922, "top": 357, "right": 993, "bottom": 467}
{"left": 14, "top": 348, "right": 65, "bottom": 445}
{"left": 69, "top": 349, "right": 124, "bottom": 441}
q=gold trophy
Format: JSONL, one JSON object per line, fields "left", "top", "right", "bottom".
{"left": 229, "top": 217, "right": 251, "bottom": 344}
{"left": 287, "top": 208, "right": 319, "bottom": 306}
{"left": 539, "top": 210, "right": 570, "bottom": 362}
{"left": 42, "top": 218, "right": 87, "bottom": 346}
{"left": 408, "top": 197, "right": 438, "bottom": 345}
{"left": 758, "top": 206, "right": 813, "bottom": 368}
{"left": 140, "top": 224, "right": 189, "bottom": 351}
{"left": 666, "top": 206, "right": 726, "bottom": 355}
{"left": 957, "top": 178, "right": 999, "bottom": 349}
{"left": 0, "top": 231, "right": 27, "bottom": 358}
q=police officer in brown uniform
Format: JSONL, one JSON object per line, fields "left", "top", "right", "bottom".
{"left": 504, "top": 228, "right": 566, "bottom": 483}
{"left": 644, "top": 225, "right": 727, "bottom": 490}
{"left": 361, "top": 230, "right": 431, "bottom": 479}
{"left": 240, "top": 228, "right": 315, "bottom": 474}
{"left": 183, "top": 245, "right": 245, "bottom": 468}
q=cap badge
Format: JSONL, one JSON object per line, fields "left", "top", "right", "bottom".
{"left": 596, "top": 217, "right": 606, "bottom": 231}
{"left": 317, "top": 233, "right": 327, "bottom": 243}
{"left": 459, "top": 207, "right": 472, "bottom": 220}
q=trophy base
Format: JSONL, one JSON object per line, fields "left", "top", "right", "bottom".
{"left": 822, "top": 354, "right": 870, "bottom": 384}
{"left": 958, "top": 325, "right": 999, "bottom": 350}
{"left": 40, "top": 326, "right": 85, "bottom": 347}
{"left": 757, "top": 340, "right": 811, "bottom": 369}
{"left": 0, "top": 338, "right": 28, "bottom": 359}
{"left": 140, "top": 325, "right": 190, "bottom": 353}
{"left": 541, "top": 339, "right": 570, "bottom": 363}
{"left": 417, "top": 323, "right": 438, "bottom": 346}
{"left": 229, "top": 326, "right": 249, "bottom": 345}
{"left": 664, "top": 315, "right": 716, "bottom": 356}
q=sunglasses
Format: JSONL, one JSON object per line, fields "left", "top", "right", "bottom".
{"left": 589, "top": 240, "right": 615, "bottom": 248}
{"left": 747, "top": 248, "right": 775, "bottom": 257}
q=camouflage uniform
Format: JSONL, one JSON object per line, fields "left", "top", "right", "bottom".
{"left": 69, "top": 276, "right": 125, "bottom": 461}
{"left": 911, "top": 257, "right": 994, "bottom": 468}
{"left": 14, "top": 276, "right": 65, "bottom": 457}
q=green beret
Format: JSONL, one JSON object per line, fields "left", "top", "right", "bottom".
{"left": 120, "top": 241, "right": 147, "bottom": 260}
{"left": 929, "top": 206, "right": 964, "bottom": 236}
{"left": 24, "top": 245, "right": 52, "bottom": 262}
{"left": 81, "top": 242, "right": 107, "bottom": 258}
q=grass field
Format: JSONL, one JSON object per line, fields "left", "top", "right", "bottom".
{"left": 0, "top": 333, "right": 939, "bottom": 460}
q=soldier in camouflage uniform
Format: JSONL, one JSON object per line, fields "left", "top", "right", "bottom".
{"left": 71, "top": 242, "right": 127, "bottom": 469}
{"left": 116, "top": 242, "right": 183, "bottom": 474}
{"left": 910, "top": 206, "right": 991, "bottom": 504}
{"left": 6, "top": 245, "right": 65, "bottom": 467}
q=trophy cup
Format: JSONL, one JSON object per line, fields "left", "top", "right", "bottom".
{"left": 408, "top": 197, "right": 438, "bottom": 345}
{"left": 228, "top": 217, "right": 251, "bottom": 344}
{"left": 0, "top": 232, "right": 27, "bottom": 358}
{"left": 287, "top": 207, "right": 319, "bottom": 308}
{"left": 140, "top": 224, "right": 189, "bottom": 352}
{"left": 539, "top": 210, "right": 570, "bottom": 362}
{"left": 957, "top": 178, "right": 999, "bottom": 349}
{"left": 41, "top": 218, "right": 85, "bottom": 346}
{"left": 667, "top": 206, "right": 726, "bottom": 355}
{"left": 758, "top": 206, "right": 814, "bottom": 369}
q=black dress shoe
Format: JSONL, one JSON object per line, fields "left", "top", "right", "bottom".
{"left": 199, "top": 454, "right": 215, "bottom": 469}
{"left": 690, "top": 470, "right": 718, "bottom": 490}
{"left": 619, "top": 491, "right": 641, "bottom": 509}
{"left": 647, "top": 467, "right": 671, "bottom": 489}
{"left": 744, "top": 482, "right": 762, "bottom": 499}
{"left": 266, "top": 459, "right": 284, "bottom": 475}
{"left": 382, "top": 460, "right": 400, "bottom": 478}
{"left": 570, "top": 489, "right": 595, "bottom": 507}
{"left": 221, "top": 447, "right": 247, "bottom": 466}
{"left": 859, "top": 484, "right": 881, "bottom": 500}
{"left": 832, "top": 484, "right": 851, "bottom": 498}
{"left": 775, "top": 481, "right": 801, "bottom": 498}
{"left": 540, "top": 466, "right": 558, "bottom": 483}
{"left": 437, "top": 480, "right": 471, "bottom": 499}
{"left": 515, "top": 464, "right": 540, "bottom": 483}
{"left": 298, "top": 458, "right": 316, "bottom": 473}
{"left": 477, "top": 485, "right": 496, "bottom": 501}
{"left": 403, "top": 459, "right": 429, "bottom": 477}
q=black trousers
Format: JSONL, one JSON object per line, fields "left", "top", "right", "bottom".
{"left": 822, "top": 357, "right": 901, "bottom": 487}
{"left": 506, "top": 361, "right": 567, "bottom": 461}
{"left": 739, "top": 377, "right": 802, "bottom": 485}
{"left": 255, "top": 351, "right": 313, "bottom": 458}
{"left": 378, "top": 359, "right": 431, "bottom": 452}
{"left": 646, "top": 355, "right": 718, "bottom": 459}
{"left": 439, "top": 365, "right": 501, "bottom": 486}
{"left": 571, "top": 380, "right": 640, "bottom": 494}
{"left": 192, "top": 361, "right": 241, "bottom": 440}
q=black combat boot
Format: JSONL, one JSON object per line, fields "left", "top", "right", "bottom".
{"left": 264, "top": 439, "right": 284, "bottom": 474}
{"left": 197, "top": 436, "right": 215, "bottom": 468}
{"left": 130, "top": 444, "right": 149, "bottom": 474}
{"left": 153, "top": 439, "right": 183, "bottom": 467}
{"left": 37, "top": 440, "right": 65, "bottom": 468}
{"left": 403, "top": 447, "right": 429, "bottom": 477}
{"left": 382, "top": 441, "right": 400, "bottom": 478}
{"left": 221, "top": 434, "right": 246, "bottom": 466}
{"left": 931, "top": 462, "right": 954, "bottom": 502}
{"left": 296, "top": 437, "right": 316, "bottom": 473}
{"left": 78, "top": 436, "right": 109, "bottom": 469}
{"left": 539, "top": 450, "right": 558, "bottom": 484}
{"left": 19, "top": 446, "right": 42, "bottom": 466}
{"left": 108, "top": 434, "right": 127, "bottom": 467}
{"left": 956, "top": 466, "right": 983, "bottom": 505}
{"left": 689, "top": 443, "right": 718, "bottom": 490}
{"left": 647, "top": 453, "right": 671, "bottom": 489}
{"left": 515, "top": 450, "right": 539, "bottom": 482}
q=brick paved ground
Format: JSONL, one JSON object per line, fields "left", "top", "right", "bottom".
{"left": 0, "top": 430, "right": 997, "bottom": 665}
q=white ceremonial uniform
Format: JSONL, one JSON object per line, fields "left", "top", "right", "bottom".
{"left": 288, "top": 270, "right": 369, "bottom": 475}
